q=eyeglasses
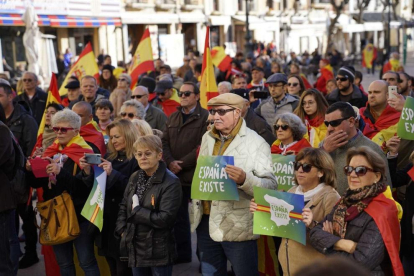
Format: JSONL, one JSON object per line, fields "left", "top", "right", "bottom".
{"left": 336, "top": 76, "right": 349, "bottom": 82}
{"left": 157, "top": 92, "right": 165, "bottom": 96}
{"left": 208, "top": 108, "right": 235, "bottom": 116}
{"left": 23, "top": 79, "right": 33, "bottom": 82}
{"left": 52, "top": 127, "right": 74, "bottom": 134}
{"left": 268, "top": 83, "right": 284, "bottom": 88}
{"left": 324, "top": 117, "right": 351, "bottom": 127}
{"left": 344, "top": 166, "right": 375, "bottom": 176}
{"left": 134, "top": 151, "right": 155, "bottom": 159}
{"left": 274, "top": 124, "right": 289, "bottom": 131}
{"left": 302, "top": 101, "right": 315, "bottom": 106}
{"left": 287, "top": 83, "right": 299, "bottom": 87}
{"left": 178, "top": 91, "right": 195, "bottom": 97}
{"left": 293, "top": 162, "right": 317, "bottom": 173}
{"left": 118, "top": 78, "right": 127, "bottom": 82}
{"left": 131, "top": 95, "right": 146, "bottom": 99}
{"left": 121, "top": 112, "right": 136, "bottom": 119}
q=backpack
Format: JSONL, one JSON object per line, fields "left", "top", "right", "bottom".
{"left": 10, "top": 133, "right": 29, "bottom": 204}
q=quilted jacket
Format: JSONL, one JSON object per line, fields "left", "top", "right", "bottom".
{"left": 189, "top": 120, "right": 278, "bottom": 242}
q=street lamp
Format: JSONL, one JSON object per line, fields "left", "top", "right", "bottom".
{"left": 244, "top": 0, "right": 253, "bottom": 57}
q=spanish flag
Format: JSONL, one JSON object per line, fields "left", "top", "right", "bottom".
{"left": 59, "top": 43, "right": 99, "bottom": 96}
{"left": 32, "top": 74, "right": 62, "bottom": 154}
{"left": 200, "top": 27, "right": 219, "bottom": 109}
{"left": 211, "top": 46, "right": 232, "bottom": 72}
{"left": 362, "top": 43, "right": 377, "bottom": 69}
{"left": 80, "top": 120, "right": 107, "bottom": 155}
{"left": 129, "top": 28, "right": 155, "bottom": 88}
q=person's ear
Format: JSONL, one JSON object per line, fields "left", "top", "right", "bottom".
{"left": 157, "top": 151, "right": 163, "bottom": 161}
{"left": 374, "top": 172, "right": 381, "bottom": 183}
{"left": 348, "top": 116, "right": 356, "bottom": 128}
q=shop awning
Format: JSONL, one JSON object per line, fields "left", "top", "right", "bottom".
{"left": 0, "top": 14, "right": 121, "bottom": 27}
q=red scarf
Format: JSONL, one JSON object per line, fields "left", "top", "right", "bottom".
{"left": 359, "top": 104, "right": 401, "bottom": 139}
{"left": 80, "top": 121, "right": 106, "bottom": 155}
{"left": 271, "top": 138, "right": 311, "bottom": 155}
{"left": 305, "top": 115, "right": 324, "bottom": 128}
{"left": 43, "top": 134, "right": 93, "bottom": 166}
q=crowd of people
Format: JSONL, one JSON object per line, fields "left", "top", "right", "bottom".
{"left": 0, "top": 44, "right": 413, "bottom": 276}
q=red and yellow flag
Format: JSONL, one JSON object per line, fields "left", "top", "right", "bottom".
{"left": 200, "top": 27, "right": 219, "bottom": 109}
{"left": 80, "top": 120, "right": 106, "bottom": 155}
{"left": 37, "top": 74, "right": 62, "bottom": 138}
{"left": 211, "top": 46, "right": 232, "bottom": 72}
{"left": 59, "top": 43, "right": 99, "bottom": 96}
{"left": 129, "top": 28, "right": 155, "bottom": 88}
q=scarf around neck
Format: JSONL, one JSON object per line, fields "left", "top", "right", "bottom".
{"left": 295, "top": 183, "right": 326, "bottom": 202}
{"left": 333, "top": 181, "right": 386, "bottom": 238}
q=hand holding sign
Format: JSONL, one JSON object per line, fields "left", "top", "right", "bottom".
{"left": 225, "top": 165, "right": 246, "bottom": 185}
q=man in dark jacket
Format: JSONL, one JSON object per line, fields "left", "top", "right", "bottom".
{"left": 0, "top": 79, "right": 39, "bottom": 268}
{"left": 326, "top": 66, "right": 368, "bottom": 108}
{"left": 162, "top": 82, "right": 209, "bottom": 263}
{"left": 14, "top": 72, "right": 47, "bottom": 125}
{"left": 132, "top": 86, "right": 167, "bottom": 131}
{"left": 0, "top": 116, "right": 16, "bottom": 275}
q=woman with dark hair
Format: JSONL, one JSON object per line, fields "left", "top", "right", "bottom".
{"left": 294, "top": 89, "right": 329, "bottom": 148}
{"left": 289, "top": 63, "right": 312, "bottom": 89}
{"left": 271, "top": 113, "right": 311, "bottom": 155}
{"left": 251, "top": 148, "right": 340, "bottom": 275}
{"left": 99, "top": 65, "right": 118, "bottom": 92}
{"left": 309, "top": 147, "right": 403, "bottom": 276}
{"left": 286, "top": 74, "right": 306, "bottom": 98}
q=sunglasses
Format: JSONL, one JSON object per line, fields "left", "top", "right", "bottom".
{"left": 336, "top": 76, "right": 349, "bottom": 82}
{"left": 23, "top": 79, "right": 33, "bottom": 82}
{"left": 344, "top": 166, "right": 375, "bottom": 176}
{"left": 208, "top": 108, "right": 235, "bottom": 116}
{"left": 178, "top": 91, "right": 195, "bottom": 97}
{"left": 121, "top": 112, "right": 136, "bottom": 119}
{"left": 52, "top": 127, "right": 74, "bottom": 134}
{"left": 287, "top": 83, "right": 299, "bottom": 87}
{"left": 118, "top": 78, "right": 127, "bottom": 81}
{"left": 294, "top": 162, "right": 317, "bottom": 173}
{"left": 131, "top": 95, "right": 145, "bottom": 99}
{"left": 274, "top": 124, "right": 289, "bottom": 131}
{"left": 157, "top": 92, "right": 165, "bottom": 96}
{"left": 324, "top": 116, "right": 351, "bottom": 127}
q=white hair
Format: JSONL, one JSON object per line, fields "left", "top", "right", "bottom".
{"left": 218, "top": 81, "right": 232, "bottom": 92}
{"left": 120, "top": 99, "right": 146, "bottom": 120}
{"left": 52, "top": 109, "right": 81, "bottom": 130}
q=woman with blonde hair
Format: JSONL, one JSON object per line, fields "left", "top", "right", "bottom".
{"left": 131, "top": 119, "right": 153, "bottom": 136}
{"left": 80, "top": 119, "right": 140, "bottom": 276}
{"left": 109, "top": 73, "right": 132, "bottom": 116}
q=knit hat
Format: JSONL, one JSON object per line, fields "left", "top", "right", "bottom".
{"left": 337, "top": 66, "right": 355, "bottom": 83}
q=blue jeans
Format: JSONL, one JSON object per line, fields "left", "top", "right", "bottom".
{"left": 8, "top": 209, "right": 21, "bottom": 275}
{"left": 0, "top": 210, "right": 13, "bottom": 276}
{"left": 52, "top": 221, "right": 100, "bottom": 276}
{"left": 132, "top": 265, "right": 173, "bottom": 276}
{"left": 196, "top": 215, "right": 259, "bottom": 276}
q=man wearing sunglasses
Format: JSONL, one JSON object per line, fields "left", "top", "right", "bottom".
{"left": 190, "top": 93, "right": 277, "bottom": 275}
{"left": 321, "top": 102, "right": 391, "bottom": 195}
{"left": 153, "top": 79, "right": 180, "bottom": 117}
{"left": 162, "top": 82, "right": 209, "bottom": 263}
{"left": 326, "top": 66, "right": 367, "bottom": 108}
{"left": 131, "top": 86, "right": 167, "bottom": 131}
{"left": 14, "top": 72, "right": 47, "bottom": 126}
{"left": 254, "top": 73, "right": 298, "bottom": 127}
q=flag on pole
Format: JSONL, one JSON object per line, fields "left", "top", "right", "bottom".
{"left": 199, "top": 26, "right": 219, "bottom": 109}
{"left": 81, "top": 166, "right": 107, "bottom": 231}
{"left": 58, "top": 43, "right": 99, "bottom": 96}
{"left": 129, "top": 28, "right": 155, "bottom": 88}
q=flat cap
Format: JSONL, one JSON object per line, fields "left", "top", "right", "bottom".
{"left": 207, "top": 93, "right": 245, "bottom": 110}
{"left": 251, "top": 66, "right": 264, "bottom": 73}
{"left": 64, "top": 80, "right": 80, "bottom": 89}
{"left": 154, "top": 79, "right": 173, "bottom": 93}
{"left": 0, "top": 78, "right": 11, "bottom": 88}
{"left": 266, "top": 73, "right": 287, "bottom": 84}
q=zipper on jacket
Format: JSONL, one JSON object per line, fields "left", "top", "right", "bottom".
{"left": 151, "top": 194, "right": 155, "bottom": 209}
{"left": 217, "top": 136, "right": 228, "bottom": 155}
{"left": 286, "top": 239, "right": 290, "bottom": 276}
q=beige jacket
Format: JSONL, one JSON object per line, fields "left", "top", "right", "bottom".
{"left": 278, "top": 185, "right": 340, "bottom": 275}
{"left": 189, "top": 120, "right": 278, "bottom": 242}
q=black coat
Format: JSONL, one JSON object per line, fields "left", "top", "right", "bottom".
{"left": 309, "top": 204, "right": 392, "bottom": 275}
{"left": 325, "top": 84, "right": 367, "bottom": 108}
{"left": 95, "top": 153, "right": 139, "bottom": 258}
{"left": 244, "top": 108, "right": 276, "bottom": 146}
{"left": 6, "top": 102, "right": 38, "bottom": 157}
{"left": 115, "top": 161, "right": 182, "bottom": 267}
{"left": 0, "top": 122, "right": 16, "bottom": 212}
{"left": 14, "top": 87, "right": 47, "bottom": 126}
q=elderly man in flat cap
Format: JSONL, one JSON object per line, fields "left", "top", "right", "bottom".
{"left": 190, "top": 93, "right": 277, "bottom": 276}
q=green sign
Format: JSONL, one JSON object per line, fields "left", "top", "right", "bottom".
{"left": 253, "top": 186, "right": 306, "bottom": 245}
{"left": 271, "top": 154, "right": 296, "bottom": 192}
{"left": 397, "top": 97, "right": 414, "bottom": 140}
{"left": 191, "top": 156, "right": 239, "bottom": 201}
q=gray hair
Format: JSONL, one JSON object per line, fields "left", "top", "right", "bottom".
{"left": 218, "top": 81, "right": 232, "bottom": 92}
{"left": 120, "top": 99, "right": 146, "bottom": 120}
{"left": 274, "top": 113, "right": 307, "bottom": 141}
{"left": 52, "top": 109, "right": 81, "bottom": 130}
{"left": 119, "top": 73, "right": 131, "bottom": 85}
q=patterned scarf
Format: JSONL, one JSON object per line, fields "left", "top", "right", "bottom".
{"left": 135, "top": 166, "right": 159, "bottom": 202}
{"left": 332, "top": 181, "right": 386, "bottom": 238}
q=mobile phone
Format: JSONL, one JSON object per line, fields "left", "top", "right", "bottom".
{"left": 388, "top": 86, "right": 398, "bottom": 99}
{"left": 253, "top": 91, "right": 269, "bottom": 99}
{"left": 85, "top": 154, "right": 102, "bottom": 165}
